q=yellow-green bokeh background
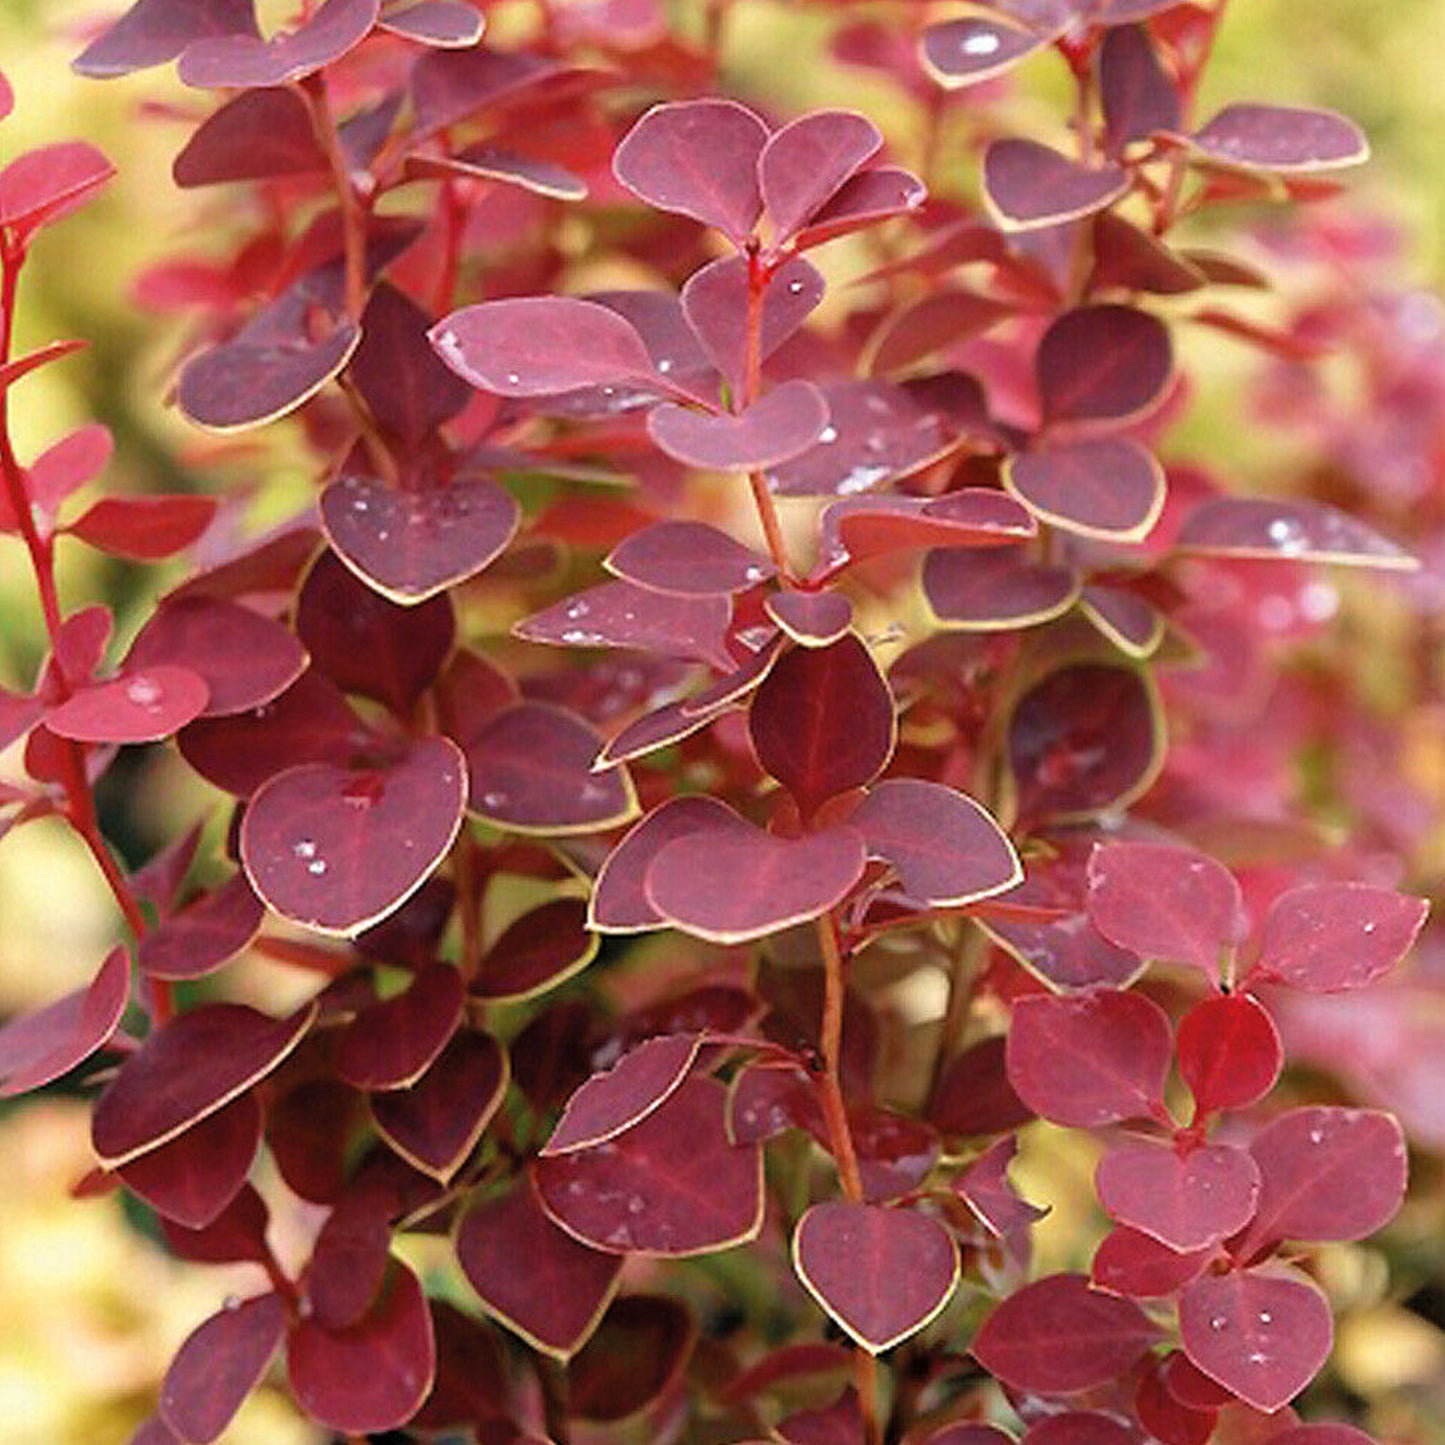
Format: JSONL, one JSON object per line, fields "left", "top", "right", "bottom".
{"left": 1, "top": 3, "right": 1443, "bottom": 1441}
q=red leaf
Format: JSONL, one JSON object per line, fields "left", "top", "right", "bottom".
{"left": 923, "top": 546, "right": 1078, "bottom": 631}
{"left": 159, "top": 1184, "right": 271, "bottom": 1267}
{"left": 1269, "top": 1429, "right": 1377, "bottom": 1445}
{"left": 160, "top": 1293, "right": 287, "bottom": 1445}
{"left": 456, "top": 1173, "right": 622, "bottom": 1358}
{"left": 982, "top": 139, "right": 1128, "bottom": 231}
{"left": 1099, "top": 25, "right": 1181, "bottom": 154}
{"left": 1237, "top": 1106, "right": 1408, "bottom": 1253}
{"left": 921, "top": 16, "right": 1043, "bottom": 88}
{"left": 955, "top": 1134, "right": 1047, "bottom": 1238}
{"left": 1037, "top": 304, "right": 1173, "bottom": 428}
{"left": 308, "top": 1180, "right": 395, "bottom": 1329}
{"left": 173, "top": 87, "right": 327, "bottom": 186}
{"left": 568, "top": 1294, "right": 696, "bottom": 1421}
{"left": 126, "top": 596, "right": 307, "bottom": 717}
{"left": 607, "top": 520, "right": 772, "bottom": 596}
{"left": 288, "top": 1261, "right": 436, "bottom": 1434}
{"left": 1175, "top": 498, "right": 1413, "bottom": 570}
{"left": 1022, "top": 1416, "right": 1139, "bottom": 1445}
{"left": 648, "top": 381, "right": 830, "bottom": 471}
{"left": 1096, "top": 1140, "right": 1260, "bottom": 1250}
{"left": 849, "top": 779, "right": 1020, "bottom": 906}
{"left": 535, "top": 1077, "right": 764, "bottom": 1255}
{"left": 119, "top": 1092, "right": 263, "bottom": 1227}
{"left": 612, "top": 98, "right": 768, "bottom": 242}
{"left": 371, "top": 1029, "right": 506, "bottom": 1179}
{"left": 380, "top": 0, "right": 484, "bottom": 45}
{"left": 26, "top": 423, "right": 113, "bottom": 514}
{"left": 1085, "top": 841, "right": 1244, "bottom": 974}
{"left": 1190, "top": 104, "right": 1368, "bottom": 173}
{"left": 473, "top": 897, "right": 598, "bottom": 1001}
{"left": 759, "top": 110, "right": 881, "bottom": 244}
{"left": 432, "top": 295, "right": 657, "bottom": 397}
{"left": 0, "top": 945, "right": 129, "bottom": 1097}
{"left": 1091, "top": 1226, "right": 1211, "bottom": 1298}
{"left": 544, "top": 1033, "right": 702, "bottom": 1155}
{"left": 792, "top": 167, "right": 926, "bottom": 249}
{"left": 1004, "top": 438, "right": 1164, "bottom": 541}
{"left": 179, "top": 0, "right": 379, "bottom": 87}
{"left": 971, "top": 1272, "right": 1159, "bottom": 1393}
{"left": 241, "top": 736, "right": 467, "bottom": 936}
{"left": 462, "top": 701, "right": 637, "bottom": 833}
{"left": 1006, "top": 988, "right": 1172, "bottom": 1127}
{"left": 92, "top": 1002, "right": 313, "bottom": 1165}
{"left": 646, "top": 819, "right": 868, "bottom": 944}
{"left": 47, "top": 665, "right": 210, "bottom": 744}
{"left": 794, "top": 1202, "right": 959, "bottom": 1353}
{"left": 768, "top": 590, "right": 854, "bottom": 647}
{"left": 0, "top": 141, "right": 115, "bottom": 239}
{"left": 74, "top": 0, "right": 261, "bottom": 77}
{"left": 335, "top": 960, "right": 465, "bottom": 1088}
{"left": 930, "top": 1035, "right": 1034, "bottom": 1137}
{"left": 1080, "top": 584, "right": 1164, "bottom": 657}
{"left": 1251, "top": 883, "right": 1427, "bottom": 992}
{"left": 1177, "top": 994, "right": 1282, "bottom": 1114}
{"left": 1178, "top": 1267, "right": 1332, "bottom": 1412}
{"left": 817, "top": 489, "right": 1034, "bottom": 564}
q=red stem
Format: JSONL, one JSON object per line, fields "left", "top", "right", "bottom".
{"left": 301, "top": 74, "right": 367, "bottom": 322}
{"left": 742, "top": 247, "right": 794, "bottom": 582}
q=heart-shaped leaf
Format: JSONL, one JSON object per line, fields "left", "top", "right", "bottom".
{"left": 612, "top": 98, "right": 769, "bottom": 242}
{"left": 125, "top": 596, "right": 307, "bottom": 717}
{"left": 473, "top": 898, "right": 598, "bottom": 1001}
{"left": 93, "top": 1002, "right": 314, "bottom": 1165}
{"left": 1004, "top": 437, "right": 1164, "bottom": 541}
{"left": 1037, "top": 304, "right": 1173, "bottom": 428}
{"left": 47, "top": 665, "right": 210, "bottom": 743}
{"left": 241, "top": 736, "right": 467, "bottom": 936}
{"left": 462, "top": 702, "right": 637, "bottom": 833}
{"left": 160, "top": 1292, "right": 287, "bottom": 1445}
{"left": 954, "top": 1134, "right": 1047, "bottom": 1238}
{"left": 983, "top": 139, "right": 1128, "bottom": 231}
{"left": 759, "top": 110, "right": 882, "bottom": 244}
{"left": 544, "top": 1033, "right": 702, "bottom": 1155}
{"left": 606, "top": 520, "right": 772, "bottom": 596}
{"left": 921, "top": 15, "right": 1044, "bottom": 88}
{"left": 1178, "top": 1267, "right": 1332, "bottom": 1411}
{"left": 336, "top": 960, "right": 465, "bottom": 1088}
{"left": 648, "top": 381, "right": 829, "bottom": 471}
{"left": 431, "top": 295, "right": 658, "bottom": 397}
{"left": 971, "top": 1272, "right": 1159, "bottom": 1393}
{"left": 1096, "top": 1140, "right": 1260, "bottom": 1251}
{"left": 287, "top": 1261, "right": 436, "bottom": 1434}
{"left": 849, "top": 780, "right": 1020, "bottom": 906}
{"left": 535, "top": 1077, "right": 764, "bottom": 1255}
{"left": 0, "top": 945, "right": 129, "bottom": 1097}
{"left": 647, "top": 818, "right": 868, "bottom": 944}
{"left": 456, "top": 1173, "right": 623, "bottom": 1358}
{"left": 590, "top": 795, "right": 753, "bottom": 933}
{"left": 1190, "top": 104, "right": 1368, "bottom": 173}
{"left": 793, "top": 1202, "right": 959, "bottom": 1353}
{"left": 1177, "top": 994, "right": 1282, "bottom": 1114}
{"left": 179, "top": 0, "right": 380, "bottom": 87}
{"left": 1085, "top": 841, "right": 1243, "bottom": 973}
{"left": 321, "top": 472, "right": 519, "bottom": 604}
{"left": 1007, "top": 988, "right": 1172, "bottom": 1128}
{"left": 749, "top": 634, "right": 895, "bottom": 817}
{"left": 1251, "top": 882, "right": 1427, "bottom": 991}
{"left": 923, "top": 547, "right": 1079, "bottom": 631}
{"left": 371, "top": 1029, "right": 507, "bottom": 1179}
{"left": 1174, "top": 498, "right": 1413, "bottom": 568}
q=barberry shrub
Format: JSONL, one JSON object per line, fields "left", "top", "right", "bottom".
{"left": 0, "top": 1, "right": 1431, "bottom": 1442}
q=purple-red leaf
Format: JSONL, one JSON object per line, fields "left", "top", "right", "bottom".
{"left": 287, "top": 1261, "right": 435, "bottom": 1434}
{"left": 536, "top": 1076, "right": 764, "bottom": 1255}
{"left": 817, "top": 490, "right": 1034, "bottom": 563}
{"left": 955, "top": 1134, "right": 1047, "bottom": 1238}
{"left": 793, "top": 1202, "right": 959, "bottom": 1353}
{"left": 92, "top": 1002, "right": 313, "bottom": 1166}
{"left": 983, "top": 139, "right": 1128, "bottom": 231}
{"left": 648, "top": 381, "right": 829, "bottom": 471}
{"left": 1190, "top": 104, "right": 1369, "bottom": 173}
{"left": 1038, "top": 304, "right": 1173, "bottom": 428}
{"left": 1178, "top": 1267, "right": 1332, "bottom": 1412}
{"left": 759, "top": 110, "right": 882, "bottom": 244}
{"left": 544, "top": 1033, "right": 702, "bottom": 1155}
{"left": 1096, "top": 1140, "right": 1260, "bottom": 1251}
{"left": 179, "top": 0, "right": 379, "bottom": 88}
{"left": 136, "top": 871, "right": 264, "bottom": 980}
{"left": 173, "top": 87, "right": 326, "bottom": 186}
{"left": 971, "top": 1272, "right": 1159, "bottom": 1393}
{"left": 849, "top": 780, "right": 1020, "bottom": 906}
{"left": 1175, "top": 498, "right": 1413, "bottom": 569}
{"left": 1004, "top": 438, "right": 1164, "bottom": 541}
{"left": 613, "top": 98, "right": 769, "bottom": 242}
{"left": 923, "top": 547, "right": 1079, "bottom": 631}
{"left": 160, "top": 1293, "right": 287, "bottom": 1445}
{"left": 1085, "top": 841, "right": 1243, "bottom": 973}
{"left": 0, "top": 142, "right": 115, "bottom": 239}
{"left": 432, "top": 295, "right": 657, "bottom": 397}
{"left": 792, "top": 167, "right": 926, "bottom": 249}
{"left": 1250, "top": 883, "right": 1427, "bottom": 991}
{"left": 455, "top": 1174, "right": 622, "bottom": 1358}
{"left": 1099, "top": 25, "right": 1181, "bottom": 154}
{"left": 47, "top": 665, "right": 210, "bottom": 743}
{"left": 0, "top": 946, "right": 129, "bottom": 1097}
{"left": 462, "top": 701, "right": 637, "bottom": 833}
{"left": 1177, "top": 994, "right": 1282, "bottom": 1114}
{"left": 380, "top": 0, "right": 485, "bottom": 45}
{"left": 240, "top": 736, "right": 467, "bottom": 936}
{"left": 1007, "top": 988, "right": 1172, "bottom": 1127}
{"left": 921, "top": 15, "right": 1044, "bottom": 88}
{"left": 473, "top": 897, "right": 597, "bottom": 1002}
{"left": 73, "top": 0, "right": 261, "bottom": 78}
{"left": 767, "top": 590, "right": 854, "bottom": 648}
{"left": 336, "top": 960, "right": 465, "bottom": 1089}
{"left": 749, "top": 634, "right": 895, "bottom": 817}
{"left": 607, "top": 520, "right": 771, "bottom": 596}
{"left": 1091, "top": 1226, "right": 1211, "bottom": 1298}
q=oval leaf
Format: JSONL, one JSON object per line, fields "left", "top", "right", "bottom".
{"left": 759, "top": 110, "right": 882, "bottom": 245}
{"left": 1037, "top": 304, "right": 1173, "bottom": 428}
{"left": 1175, "top": 498, "right": 1413, "bottom": 568}
{"left": 1252, "top": 882, "right": 1427, "bottom": 991}
{"left": 1177, "top": 994, "right": 1282, "bottom": 1114}
{"left": 1191, "top": 104, "right": 1368, "bottom": 173}
{"left": 47, "top": 665, "right": 210, "bottom": 743}
{"left": 648, "top": 381, "right": 829, "bottom": 471}
{"left": 607, "top": 520, "right": 772, "bottom": 597}
{"left": 1005, "top": 438, "right": 1164, "bottom": 541}
{"left": 1096, "top": 1140, "right": 1260, "bottom": 1251}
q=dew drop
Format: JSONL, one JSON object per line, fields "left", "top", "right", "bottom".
{"left": 817, "top": 425, "right": 839, "bottom": 444}
{"left": 223, "top": 1294, "right": 241, "bottom": 1311}
{"left": 293, "top": 839, "right": 317, "bottom": 860}
{"left": 743, "top": 565, "right": 767, "bottom": 583}
{"left": 626, "top": 1195, "right": 646, "bottom": 1215}
{"left": 1266, "top": 517, "right": 1307, "bottom": 555}
{"left": 657, "top": 358, "right": 673, "bottom": 373}
{"left": 125, "top": 675, "right": 163, "bottom": 708}
{"left": 352, "top": 497, "right": 370, "bottom": 513}
{"left": 788, "top": 279, "right": 805, "bottom": 294}
{"left": 506, "top": 371, "right": 521, "bottom": 385}
{"left": 963, "top": 30, "right": 1002, "bottom": 56}
{"left": 1363, "top": 921, "right": 1377, "bottom": 934}
{"left": 482, "top": 791, "right": 508, "bottom": 810}
{"left": 565, "top": 601, "right": 591, "bottom": 620}
{"left": 308, "top": 859, "right": 328, "bottom": 876}
{"left": 1209, "top": 1316, "right": 1228, "bottom": 1331}
{"left": 1247, "top": 1350, "right": 1268, "bottom": 1365}
{"left": 1258, "top": 1310, "right": 1272, "bottom": 1324}
{"left": 1308, "top": 1127, "right": 1324, "bottom": 1144}
{"left": 296, "top": 1296, "right": 314, "bottom": 1319}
